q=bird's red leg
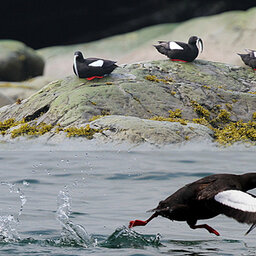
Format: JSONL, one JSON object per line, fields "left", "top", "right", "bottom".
{"left": 86, "top": 76, "right": 104, "bottom": 80}
{"left": 170, "top": 59, "right": 188, "bottom": 63}
{"left": 129, "top": 212, "right": 158, "bottom": 228}
{"left": 190, "top": 224, "right": 220, "bottom": 236}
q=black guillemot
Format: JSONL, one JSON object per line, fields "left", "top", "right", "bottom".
{"left": 238, "top": 49, "right": 256, "bottom": 70}
{"left": 73, "top": 51, "right": 118, "bottom": 80}
{"left": 129, "top": 173, "right": 256, "bottom": 236}
{"left": 153, "top": 36, "right": 203, "bottom": 62}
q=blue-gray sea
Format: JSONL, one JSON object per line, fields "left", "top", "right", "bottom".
{"left": 0, "top": 140, "right": 256, "bottom": 256}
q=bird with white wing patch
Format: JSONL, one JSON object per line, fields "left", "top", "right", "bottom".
{"left": 238, "top": 49, "right": 256, "bottom": 71}
{"left": 73, "top": 51, "right": 118, "bottom": 80}
{"left": 129, "top": 173, "right": 256, "bottom": 236}
{"left": 154, "top": 36, "right": 203, "bottom": 62}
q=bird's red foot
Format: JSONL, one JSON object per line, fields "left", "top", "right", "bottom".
{"left": 129, "top": 219, "right": 147, "bottom": 228}
{"left": 170, "top": 59, "right": 188, "bottom": 63}
{"left": 206, "top": 226, "right": 220, "bottom": 236}
{"left": 191, "top": 224, "right": 220, "bottom": 236}
{"left": 86, "top": 76, "right": 104, "bottom": 80}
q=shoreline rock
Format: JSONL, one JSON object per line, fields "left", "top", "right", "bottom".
{"left": 90, "top": 115, "right": 213, "bottom": 145}
{"left": 0, "top": 59, "right": 256, "bottom": 146}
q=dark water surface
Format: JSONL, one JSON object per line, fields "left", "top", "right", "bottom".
{"left": 0, "top": 141, "right": 256, "bottom": 255}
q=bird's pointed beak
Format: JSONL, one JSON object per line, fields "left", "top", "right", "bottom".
{"left": 146, "top": 207, "right": 157, "bottom": 213}
{"left": 197, "top": 38, "right": 203, "bottom": 53}
{"left": 146, "top": 206, "right": 169, "bottom": 213}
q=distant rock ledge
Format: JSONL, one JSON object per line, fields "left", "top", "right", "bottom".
{"left": 0, "top": 59, "right": 256, "bottom": 146}
{"left": 0, "top": 40, "right": 44, "bottom": 82}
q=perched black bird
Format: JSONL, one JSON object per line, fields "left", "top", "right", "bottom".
{"left": 73, "top": 51, "right": 118, "bottom": 80}
{"left": 238, "top": 49, "right": 256, "bottom": 70}
{"left": 129, "top": 173, "right": 256, "bottom": 236}
{"left": 154, "top": 36, "right": 203, "bottom": 62}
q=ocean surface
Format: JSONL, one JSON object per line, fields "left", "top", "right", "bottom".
{"left": 0, "top": 140, "right": 256, "bottom": 256}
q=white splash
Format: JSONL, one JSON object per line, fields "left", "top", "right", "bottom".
{"left": 169, "top": 41, "right": 183, "bottom": 50}
{"left": 56, "top": 190, "right": 93, "bottom": 247}
{"left": 0, "top": 215, "right": 20, "bottom": 242}
{"left": 1, "top": 182, "right": 27, "bottom": 221}
{"left": 215, "top": 190, "right": 256, "bottom": 212}
{"left": 88, "top": 59, "right": 104, "bottom": 67}
{"left": 0, "top": 182, "right": 26, "bottom": 242}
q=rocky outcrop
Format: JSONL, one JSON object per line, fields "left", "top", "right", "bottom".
{"left": 0, "top": 59, "right": 256, "bottom": 145}
{"left": 0, "top": 40, "right": 45, "bottom": 81}
{"left": 1, "top": 59, "right": 255, "bottom": 124}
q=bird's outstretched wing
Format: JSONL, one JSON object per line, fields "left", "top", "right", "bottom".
{"left": 214, "top": 190, "right": 256, "bottom": 234}
{"left": 195, "top": 175, "right": 242, "bottom": 200}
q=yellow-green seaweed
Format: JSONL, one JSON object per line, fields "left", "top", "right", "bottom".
{"left": 64, "top": 124, "right": 100, "bottom": 139}
{"left": 191, "top": 100, "right": 210, "bottom": 119}
{"left": 11, "top": 123, "right": 53, "bottom": 138}
{"left": 145, "top": 75, "right": 173, "bottom": 84}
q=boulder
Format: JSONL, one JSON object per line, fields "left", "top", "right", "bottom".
{"left": 0, "top": 59, "right": 256, "bottom": 125}
{"left": 0, "top": 40, "right": 45, "bottom": 82}
{"left": 0, "top": 59, "right": 256, "bottom": 145}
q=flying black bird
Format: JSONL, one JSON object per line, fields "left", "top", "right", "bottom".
{"left": 129, "top": 173, "right": 256, "bottom": 236}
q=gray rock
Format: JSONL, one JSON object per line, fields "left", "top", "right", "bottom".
{"left": 0, "top": 40, "right": 45, "bottom": 81}
{"left": 0, "top": 59, "right": 256, "bottom": 145}
{"left": 90, "top": 115, "right": 213, "bottom": 145}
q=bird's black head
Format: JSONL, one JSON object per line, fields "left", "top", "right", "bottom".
{"left": 148, "top": 200, "right": 170, "bottom": 213}
{"left": 74, "top": 51, "right": 84, "bottom": 61}
{"left": 188, "top": 36, "right": 203, "bottom": 53}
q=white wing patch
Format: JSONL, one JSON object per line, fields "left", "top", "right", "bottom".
{"left": 253, "top": 51, "right": 256, "bottom": 58}
{"left": 215, "top": 190, "right": 256, "bottom": 212}
{"left": 73, "top": 55, "right": 79, "bottom": 76}
{"left": 88, "top": 60, "right": 104, "bottom": 67}
{"left": 169, "top": 42, "right": 183, "bottom": 50}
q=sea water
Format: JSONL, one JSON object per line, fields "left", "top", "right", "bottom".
{"left": 0, "top": 140, "right": 255, "bottom": 256}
